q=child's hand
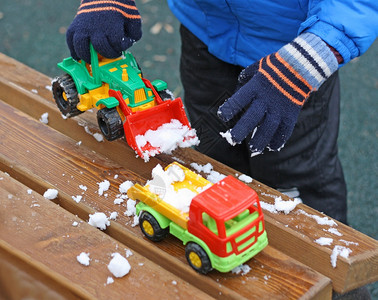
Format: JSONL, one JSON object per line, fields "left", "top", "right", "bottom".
{"left": 217, "top": 33, "right": 339, "bottom": 156}
{"left": 66, "top": 0, "right": 142, "bottom": 63}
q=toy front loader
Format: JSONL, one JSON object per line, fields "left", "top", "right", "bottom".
{"left": 52, "top": 44, "right": 197, "bottom": 159}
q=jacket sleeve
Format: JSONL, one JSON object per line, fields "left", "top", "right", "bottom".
{"left": 298, "top": 0, "right": 378, "bottom": 66}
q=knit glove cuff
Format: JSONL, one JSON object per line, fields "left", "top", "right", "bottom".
{"left": 276, "top": 32, "right": 338, "bottom": 97}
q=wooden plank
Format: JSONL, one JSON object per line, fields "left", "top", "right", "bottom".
{"left": 0, "top": 172, "right": 212, "bottom": 299}
{"left": 1, "top": 52, "right": 377, "bottom": 293}
{"left": 0, "top": 99, "right": 332, "bottom": 299}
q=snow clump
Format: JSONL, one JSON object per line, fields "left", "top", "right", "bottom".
{"left": 39, "top": 112, "right": 49, "bottom": 124}
{"left": 315, "top": 237, "right": 333, "bottom": 246}
{"left": 88, "top": 212, "right": 110, "bottom": 230}
{"left": 77, "top": 252, "right": 90, "bottom": 266}
{"left": 43, "top": 189, "right": 58, "bottom": 200}
{"left": 330, "top": 245, "right": 352, "bottom": 268}
{"left": 107, "top": 253, "right": 131, "bottom": 277}
{"left": 97, "top": 180, "right": 110, "bottom": 196}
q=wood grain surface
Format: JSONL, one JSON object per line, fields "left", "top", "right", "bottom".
{"left": 0, "top": 52, "right": 377, "bottom": 298}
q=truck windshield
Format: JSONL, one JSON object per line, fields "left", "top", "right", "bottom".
{"left": 202, "top": 207, "right": 260, "bottom": 237}
{"left": 225, "top": 208, "right": 259, "bottom": 237}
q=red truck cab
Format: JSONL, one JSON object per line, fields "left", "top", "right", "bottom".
{"left": 188, "top": 175, "right": 266, "bottom": 258}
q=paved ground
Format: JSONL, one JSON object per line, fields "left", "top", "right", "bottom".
{"left": 1, "top": 1, "right": 377, "bottom": 296}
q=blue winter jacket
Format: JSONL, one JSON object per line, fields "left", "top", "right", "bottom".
{"left": 167, "top": 0, "right": 378, "bottom": 68}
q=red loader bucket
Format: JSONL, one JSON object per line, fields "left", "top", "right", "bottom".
{"left": 124, "top": 97, "right": 197, "bottom": 160}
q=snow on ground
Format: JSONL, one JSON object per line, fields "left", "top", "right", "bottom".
{"left": 107, "top": 253, "right": 131, "bottom": 277}
{"left": 119, "top": 180, "right": 134, "bottom": 194}
{"left": 136, "top": 119, "right": 199, "bottom": 161}
{"left": 97, "top": 180, "right": 110, "bottom": 196}
{"left": 77, "top": 252, "right": 90, "bottom": 266}
{"left": 43, "top": 188, "right": 58, "bottom": 200}
{"left": 232, "top": 264, "right": 252, "bottom": 275}
{"left": 88, "top": 212, "right": 110, "bottom": 230}
{"left": 39, "top": 112, "right": 49, "bottom": 124}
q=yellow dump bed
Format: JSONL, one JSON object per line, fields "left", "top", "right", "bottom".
{"left": 127, "top": 162, "right": 211, "bottom": 229}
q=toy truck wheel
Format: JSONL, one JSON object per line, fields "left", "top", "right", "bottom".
{"left": 185, "top": 243, "right": 212, "bottom": 274}
{"left": 97, "top": 108, "right": 124, "bottom": 141}
{"left": 139, "top": 211, "right": 169, "bottom": 242}
{"left": 52, "top": 74, "right": 82, "bottom": 117}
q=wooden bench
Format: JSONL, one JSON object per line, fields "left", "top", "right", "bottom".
{"left": 0, "top": 53, "right": 377, "bottom": 299}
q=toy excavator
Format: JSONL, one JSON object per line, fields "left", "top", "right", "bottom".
{"left": 52, "top": 44, "right": 197, "bottom": 160}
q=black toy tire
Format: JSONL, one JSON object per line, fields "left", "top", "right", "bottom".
{"left": 139, "top": 211, "right": 169, "bottom": 242}
{"left": 185, "top": 242, "right": 212, "bottom": 274}
{"left": 52, "top": 74, "right": 82, "bottom": 117}
{"left": 97, "top": 107, "right": 124, "bottom": 141}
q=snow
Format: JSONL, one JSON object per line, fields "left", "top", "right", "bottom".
{"left": 190, "top": 162, "right": 226, "bottom": 183}
{"left": 147, "top": 164, "right": 197, "bottom": 213}
{"left": 72, "top": 195, "right": 82, "bottom": 203}
{"left": 232, "top": 264, "right": 251, "bottom": 275}
{"left": 238, "top": 174, "right": 253, "bottom": 183}
{"left": 109, "top": 212, "right": 118, "bottom": 220}
{"left": 131, "top": 215, "right": 139, "bottom": 227}
{"left": 297, "top": 209, "right": 337, "bottom": 227}
{"left": 79, "top": 184, "right": 88, "bottom": 191}
{"left": 330, "top": 245, "right": 352, "bottom": 268}
{"left": 166, "top": 164, "right": 186, "bottom": 182}
{"left": 119, "top": 180, "right": 133, "bottom": 194}
{"left": 220, "top": 130, "right": 236, "bottom": 146}
{"left": 274, "top": 196, "right": 302, "bottom": 214}
{"left": 88, "top": 212, "right": 110, "bottom": 230}
{"left": 327, "top": 228, "right": 343, "bottom": 236}
{"left": 93, "top": 133, "right": 104, "bottom": 142}
{"left": 190, "top": 162, "right": 213, "bottom": 174}
{"left": 135, "top": 119, "right": 199, "bottom": 161}
{"left": 260, "top": 196, "right": 301, "bottom": 214}
{"left": 125, "top": 199, "right": 137, "bottom": 217}
{"left": 97, "top": 180, "right": 110, "bottom": 196}
{"left": 107, "top": 253, "right": 131, "bottom": 277}
{"left": 114, "top": 198, "right": 124, "bottom": 205}
{"left": 43, "top": 189, "right": 58, "bottom": 200}
{"left": 340, "top": 240, "right": 359, "bottom": 246}
{"left": 77, "top": 252, "right": 90, "bottom": 266}
{"left": 315, "top": 237, "right": 333, "bottom": 246}
{"left": 39, "top": 112, "right": 49, "bottom": 124}
{"left": 125, "top": 249, "right": 133, "bottom": 258}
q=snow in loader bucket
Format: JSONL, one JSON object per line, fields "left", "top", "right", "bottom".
{"left": 124, "top": 98, "right": 199, "bottom": 161}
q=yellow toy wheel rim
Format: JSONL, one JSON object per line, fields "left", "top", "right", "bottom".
{"left": 142, "top": 220, "right": 154, "bottom": 236}
{"left": 62, "top": 91, "right": 68, "bottom": 101}
{"left": 189, "top": 252, "right": 202, "bottom": 269}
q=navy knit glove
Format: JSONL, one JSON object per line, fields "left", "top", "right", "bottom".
{"left": 67, "top": 0, "right": 142, "bottom": 62}
{"left": 218, "top": 33, "right": 339, "bottom": 156}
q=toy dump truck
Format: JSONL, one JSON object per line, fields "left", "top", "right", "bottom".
{"left": 52, "top": 45, "right": 196, "bottom": 159}
{"left": 127, "top": 162, "right": 268, "bottom": 274}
